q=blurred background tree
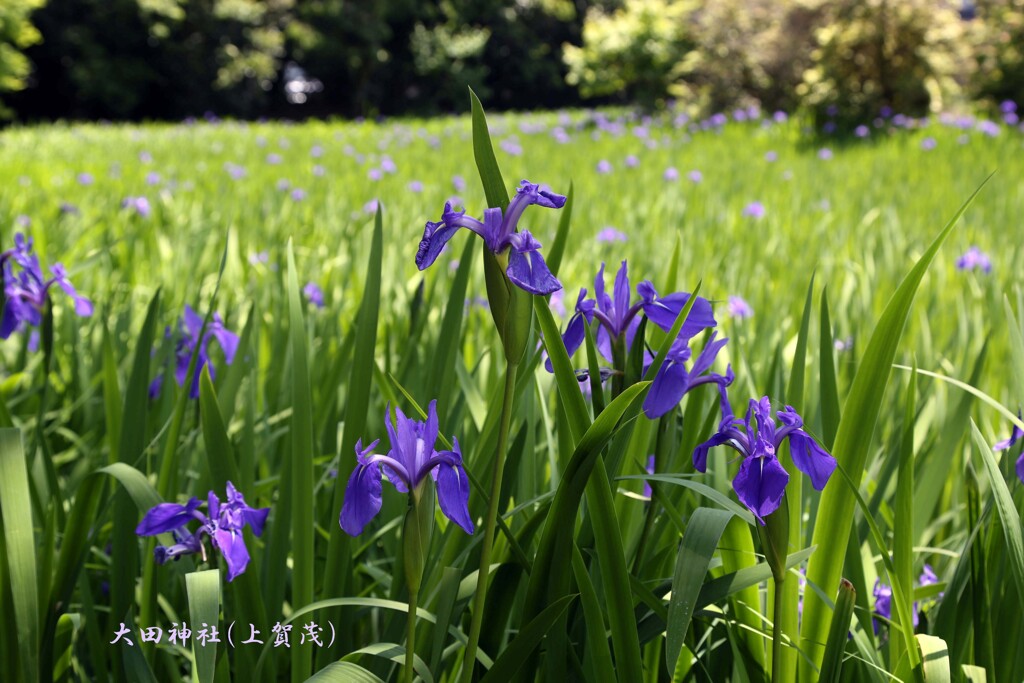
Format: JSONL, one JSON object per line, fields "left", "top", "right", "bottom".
{"left": 0, "top": 0, "right": 44, "bottom": 117}
{"left": 0, "top": 0, "right": 1018, "bottom": 124}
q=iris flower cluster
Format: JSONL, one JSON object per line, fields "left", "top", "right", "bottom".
{"left": 0, "top": 233, "right": 93, "bottom": 339}
{"left": 340, "top": 400, "right": 473, "bottom": 536}
{"left": 694, "top": 394, "right": 837, "bottom": 524}
{"left": 873, "top": 565, "right": 940, "bottom": 632}
{"left": 416, "top": 180, "right": 566, "bottom": 296}
{"left": 149, "top": 305, "right": 239, "bottom": 399}
{"left": 548, "top": 260, "right": 730, "bottom": 419}
{"left": 136, "top": 482, "right": 269, "bottom": 582}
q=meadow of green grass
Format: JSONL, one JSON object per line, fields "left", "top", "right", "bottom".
{"left": 0, "top": 104, "right": 1022, "bottom": 682}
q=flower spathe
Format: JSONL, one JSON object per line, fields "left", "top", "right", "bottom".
{"left": 340, "top": 400, "right": 474, "bottom": 536}
{"left": 694, "top": 395, "right": 837, "bottom": 524}
{"left": 0, "top": 233, "right": 93, "bottom": 339}
{"left": 136, "top": 481, "right": 269, "bottom": 582}
{"left": 416, "top": 180, "right": 566, "bottom": 295}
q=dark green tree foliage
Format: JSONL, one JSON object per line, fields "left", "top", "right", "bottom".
{"left": 9, "top": 0, "right": 586, "bottom": 121}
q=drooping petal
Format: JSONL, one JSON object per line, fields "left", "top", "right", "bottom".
{"left": 501, "top": 180, "right": 567, "bottom": 239}
{"left": 339, "top": 462, "right": 384, "bottom": 536}
{"left": 434, "top": 442, "right": 474, "bottom": 534}
{"left": 643, "top": 361, "right": 689, "bottom": 419}
{"left": 693, "top": 429, "right": 735, "bottom": 473}
{"left": 506, "top": 232, "right": 561, "bottom": 295}
{"left": 787, "top": 430, "right": 837, "bottom": 490}
{"left": 210, "top": 319, "right": 239, "bottom": 364}
{"left": 225, "top": 481, "right": 270, "bottom": 536}
{"left": 639, "top": 283, "right": 717, "bottom": 340}
{"left": 0, "top": 301, "right": 21, "bottom": 339}
{"left": 213, "top": 527, "right": 251, "bottom": 582}
{"left": 732, "top": 454, "right": 789, "bottom": 524}
{"left": 136, "top": 498, "right": 203, "bottom": 536}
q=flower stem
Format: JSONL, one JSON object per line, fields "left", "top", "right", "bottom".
{"left": 405, "top": 585, "right": 418, "bottom": 683}
{"left": 772, "top": 575, "right": 785, "bottom": 682}
{"left": 461, "top": 361, "right": 518, "bottom": 683}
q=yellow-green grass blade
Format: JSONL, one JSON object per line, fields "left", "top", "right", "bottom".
{"left": 185, "top": 569, "right": 221, "bottom": 683}
{"left": 285, "top": 239, "right": 315, "bottom": 682}
{"left": 0, "top": 429, "right": 38, "bottom": 683}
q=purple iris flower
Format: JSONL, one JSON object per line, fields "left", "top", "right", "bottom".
{"left": 693, "top": 395, "right": 836, "bottom": 524}
{"left": 956, "top": 246, "right": 992, "bottom": 273}
{"left": 873, "top": 564, "right": 939, "bottom": 632}
{"left": 136, "top": 481, "right": 269, "bottom": 582}
{"left": 921, "top": 137, "right": 937, "bottom": 151}
{"left": 122, "top": 196, "right": 151, "bottom": 218}
{"left": 339, "top": 401, "right": 473, "bottom": 536}
{"left": 663, "top": 167, "right": 679, "bottom": 181}
{"left": 994, "top": 410, "right": 1024, "bottom": 483}
{"left": 416, "top": 180, "right": 566, "bottom": 296}
{"left": 0, "top": 234, "right": 94, "bottom": 339}
{"left": 150, "top": 305, "right": 239, "bottom": 399}
{"left": 546, "top": 261, "right": 724, "bottom": 418}
{"left": 303, "top": 282, "right": 325, "bottom": 308}
{"left": 855, "top": 125, "right": 870, "bottom": 138}
{"left": 642, "top": 455, "right": 655, "bottom": 499}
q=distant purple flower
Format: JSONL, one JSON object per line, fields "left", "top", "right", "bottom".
{"left": 266, "top": 153, "right": 283, "bottom": 165}
{"left": 368, "top": 168, "right": 383, "bottom": 181}
{"left": 764, "top": 151, "right": 778, "bottom": 162}
{"left": 150, "top": 305, "right": 239, "bottom": 400}
{"left": 743, "top": 202, "right": 766, "bottom": 218}
{"left": 663, "top": 167, "right": 679, "bottom": 181}
{"left": 225, "top": 163, "right": 246, "bottom": 180}
{"left": 139, "top": 151, "right": 153, "bottom": 163}
{"left": 121, "top": 196, "right": 151, "bottom": 218}
{"left": 977, "top": 120, "right": 1000, "bottom": 137}
{"left": 248, "top": 251, "right": 270, "bottom": 266}
{"left": 146, "top": 172, "right": 161, "bottom": 186}
{"left": 920, "top": 137, "right": 937, "bottom": 151}
{"left": 313, "top": 165, "right": 326, "bottom": 177}
{"left": 363, "top": 198, "right": 380, "bottom": 214}
{"left": 694, "top": 396, "right": 836, "bottom": 523}
{"left": 773, "top": 111, "right": 788, "bottom": 124}
{"left": 855, "top": 125, "right": 870, "bottom": 138}
{"left": 417, "top": 180, "right": 566, "bottom": 296}
{"left": 1005, "top": 112, "right": 1020, "bottom": 126}
{"left": 920, "top": 564, "right": 939, "bottom": 587}
{"left": 407, "top": 180, "right": 424, "bottom": 193}
{"left": 956, "top": 246, "right": 992, "bottom": 273}
{"left": 290, "top": 188, "right": 306, "bottom": 202}
{"left": 380, "top": 156, "right": 397, "bottom": 174}
{"left": 15, "top": 215, "right": 30, "bottom": 228}
{"left": 818, "top": 148, "right": 833, "bottom": 160}
{"left": 1001, "top": 100, "right": 1017, "bottom": 114}
{"left": 596, "top": 227, "right": 627, "bottom": 243}
{"left": 625, "top": 154, "right": 640, "bottom": 168}
{"left": 276, "top": 179, "right": 291, "bottom": 191}
{"left": 340, "top": 401, "right": 473, "bottom": 536}
{"left": 549, "top": 288, "right": 566, "bottom": 317}
{"left": 59, "top": 202, "right": 79, "bottom": 215}
{"left": 727, "top": 296, "right": 753, "bottom": 319}
{"left": 596, "top": 160, "right": 613, "bottom": 174}
{"left": 303, "top": 282, "right": 324, "bottom": 308}
{"left": 0, "top": 234, "right": 94, "bottom": 339}
{"left": 311, "top": 145, "right": 324, "bottom": 158}
{"left": 823, "top": 121, "right": 837, "bottom": 134}
{"left": 136, "top": 481, "right": 269, "bottom": 582}
{"left": 452, "top": 175, "right": 466, "bottom": 192}
{"left": 834, "top": 336, "right": 854, "bottom": 352}
{"left": 77, "top": 173, "right": 94, "bottom": 186}
{"left": 688, "top": 170, "right": 703, "bottom": 183}
{"left": 500, "top": 138, "right": 523, "bottom": 156}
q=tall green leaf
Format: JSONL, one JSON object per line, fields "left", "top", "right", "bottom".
{"left": 0, "top": 429, "right": 37, "bottom": 682}
{"left": 800, "top": 180, "right": 987, "bottom": 678}
{"left": 186, "top": 570, "right": 221, "bottom": 683}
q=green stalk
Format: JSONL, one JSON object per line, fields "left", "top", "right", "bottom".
{"left": 461, "top": 361, "right": 518, "bottom": 683}
{"left": 405, "top": 586, "right": 418, "bottom": 683}
{"left": 772, "top": 576, "right": 785, "bottom": 682}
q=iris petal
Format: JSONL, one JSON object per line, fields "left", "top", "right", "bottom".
{"left": 732, "top": 455, "right": 789, "bottom": 524}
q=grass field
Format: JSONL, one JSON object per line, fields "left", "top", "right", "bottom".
{"left": 1, "top": 103, "right": 1022, "bottom": 682}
